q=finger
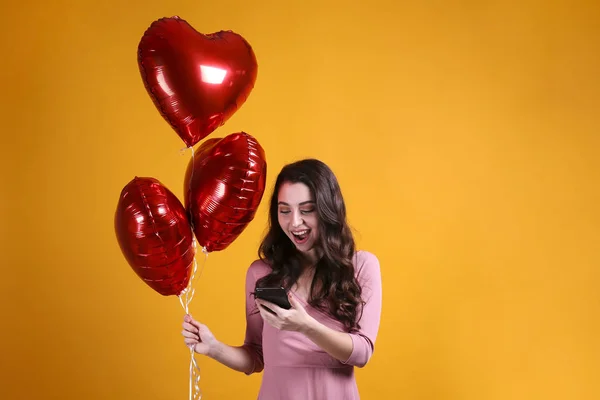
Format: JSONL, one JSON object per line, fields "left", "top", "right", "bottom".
{"left": 182, "top": 322, "right": 199, "bottom": 333}
{"left": 188, "top": 318, "right": 204, "bottom": 330}
{"left": 260, "top": 307, "right": 282, "bottom": 330}
{"left": 184, "top": 339, "right": 198, "bottom": 347}
{"left": 182, "top": 330, "right": 199, "bottom": 339}
{"left": 255, "top": 299, "right": 269, "bottom": 313}
{"left": 184, "top": 314, "right": 203, "bottom": 329}
{"left": 259, "top": 310, "right": 277, "bottom": 328}
{"left": 258, "top": 304, "right": 280, "bottom": 319}
{"left": 257, "top": 304, "right": 275, "bottom": 322}
{"left": 288, "top": 293, "right": 301, "bottom": 309}
{"left": 257, "top": 304, "right": 269, "bottom": 318}
{"left": 257, "top": 299, "right": 284, "bottom": 316}
{"left": 259, "top": 303, "right": 282, "bottom": 322}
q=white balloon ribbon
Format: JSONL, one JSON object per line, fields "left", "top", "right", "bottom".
{"left": 179, "top": 238, "right": 208, "bottom": 400}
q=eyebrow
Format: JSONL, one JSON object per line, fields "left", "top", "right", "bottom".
{"left": 278, "top": 201, "right": 315, "bottom": 206}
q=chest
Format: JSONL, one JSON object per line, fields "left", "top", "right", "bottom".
{"left": 261, "top": 302, "right": 347, "bottom": 368}
{"left": 291, "top": 269, "right": 318, "bottom": 302}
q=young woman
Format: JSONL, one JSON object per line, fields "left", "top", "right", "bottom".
{"left": 182, "top": 159, "right": 382, "bottom": 399}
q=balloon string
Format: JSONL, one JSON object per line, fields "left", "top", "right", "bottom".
{"left": 178, "top": 145, "right": 204, "bottom": 400}
{"left": 189, "top": 145, "right": 195, "bottom": 220}
{"left": 181, "top": 145, "right": 196, "bottom": 224}
{"left": 179, "top": 239, "right": 208, "bottom": 400}
{"left": 178, "top": 239, "right": 208, "bottom": 313}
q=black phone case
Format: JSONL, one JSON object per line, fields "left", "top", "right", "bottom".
{"left": 254, "top": 287, "right": 292, "bottom": 310}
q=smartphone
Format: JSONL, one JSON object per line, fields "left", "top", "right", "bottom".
{"left": 254, "top": 287, "right": 292, "bottom": 310}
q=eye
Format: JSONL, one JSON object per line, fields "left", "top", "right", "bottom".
{"left": 279, "top": 209, "right": 291, "bottom": 215}
{"left": 300, "top": 208, "right": 315, "bottom": 215}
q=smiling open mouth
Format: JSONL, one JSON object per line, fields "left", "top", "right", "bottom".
{"left": 291, "top": 229, "right": 310, "bottom": 244}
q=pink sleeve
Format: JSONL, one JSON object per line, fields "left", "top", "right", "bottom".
{"left": 242, "top": 262, "right": 265, "bottom": 374}
{"left": 342, "top": 251, "right": 383, "bottom": 367}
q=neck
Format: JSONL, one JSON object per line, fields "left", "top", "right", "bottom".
{"left": 301, "top": 262, "right": 316, "bottom": 275}
{"left": 301, "top": 247, "right": 321, "bottom": 266}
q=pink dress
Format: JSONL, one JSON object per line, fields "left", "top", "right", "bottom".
{"left": 242, "top": 251, "right": 382, "bottom": 400}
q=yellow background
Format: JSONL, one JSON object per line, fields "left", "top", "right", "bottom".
{"left": 2, "top": 0, "right": 599, "bottom": 399}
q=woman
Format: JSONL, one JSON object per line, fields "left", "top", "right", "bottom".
{"left": 182, "top": 159, "right": 382, "bottom": 400}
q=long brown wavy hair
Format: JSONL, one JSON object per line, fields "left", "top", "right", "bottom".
{"left": 255, "top": 159, "right": 364, "bottom": 332}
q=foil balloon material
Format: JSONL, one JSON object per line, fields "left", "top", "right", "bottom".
{"left": 115, "top": 177, "right": 195, "bottom": 296}
{"left": 138, "top": 16, "right": 259, "bottom": 148}
{"left": 184, "top": 132, "right": 267, "bottom": 252}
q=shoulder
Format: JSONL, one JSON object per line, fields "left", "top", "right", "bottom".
{"left": 245, "top": 258, "right": 272, "bottom": 284}
{"left": 354, "top": 250, "right": 380, "bottom": 273}
{"left": 353, "top": 250, "right": 381, "bottom": 284}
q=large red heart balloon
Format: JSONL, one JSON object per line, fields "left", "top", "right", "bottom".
{"left": 184, "top": 132, "right": 267, "bottom": 252}
{"left": 115, "top": 177, "right": 195, "bottom": 296}
{"left": 138, "top": 16, "right": 258, "bottom": 148}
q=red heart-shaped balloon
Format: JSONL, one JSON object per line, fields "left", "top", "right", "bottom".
{"left": 184, "top": 132, "right": 267, "bottom": 252}
{"left": 138, "top": 16, "right": 258, "bottom": 148}
{"left": 115, "top": 177, "right": 195, "bottom": 296}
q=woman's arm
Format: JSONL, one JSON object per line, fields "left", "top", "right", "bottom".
{"left": 183, "top": 261, "right": 266, "bottom": 374}
{"left": 255, "top": 251, "right": 382, "bottom": 367}
{"left": 299, "top": 251, "right": 381, "bottom": 366}
{"left": 240, "top": 262, "right": 265, "bottom": 374}
{"left": 300, "top": 310, "right": 354, "bottom": 361}
{"left": 209, "top": 341, "right": 258, "bottom": 374}
{"left": 183, "top": 315, "right": 257, "bottom": 374}
{"left": 339, "top": 252, "right": 382, "bottom": 367}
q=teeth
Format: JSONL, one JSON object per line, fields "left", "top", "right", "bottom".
{"left": 292, "top": 230, "right": 308, "bottom": 236}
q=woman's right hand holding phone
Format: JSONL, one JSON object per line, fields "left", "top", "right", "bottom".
{"left": 182, "top": 314, "right": 220, "bottom": 356}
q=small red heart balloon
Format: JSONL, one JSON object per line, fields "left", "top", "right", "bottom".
{"left": 138, "top": 16, "right": 258, "bottom": 148}
{"left": 115, "top": 177, "right": 195, "bottom": 296}
{"left": 184, "top": 132, "right": 267, "bottom": 252}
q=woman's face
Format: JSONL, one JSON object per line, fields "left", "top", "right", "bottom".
{"left": 277, "top": 182, "right": 319, "bottom": 259}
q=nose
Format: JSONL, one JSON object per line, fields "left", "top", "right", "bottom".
{"left": 291, "top": 210, "right": 303, "bottom": 227}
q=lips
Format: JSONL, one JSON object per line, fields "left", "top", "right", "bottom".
{"left": 291, "top": 229, "right": 310, "bottom": 244}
